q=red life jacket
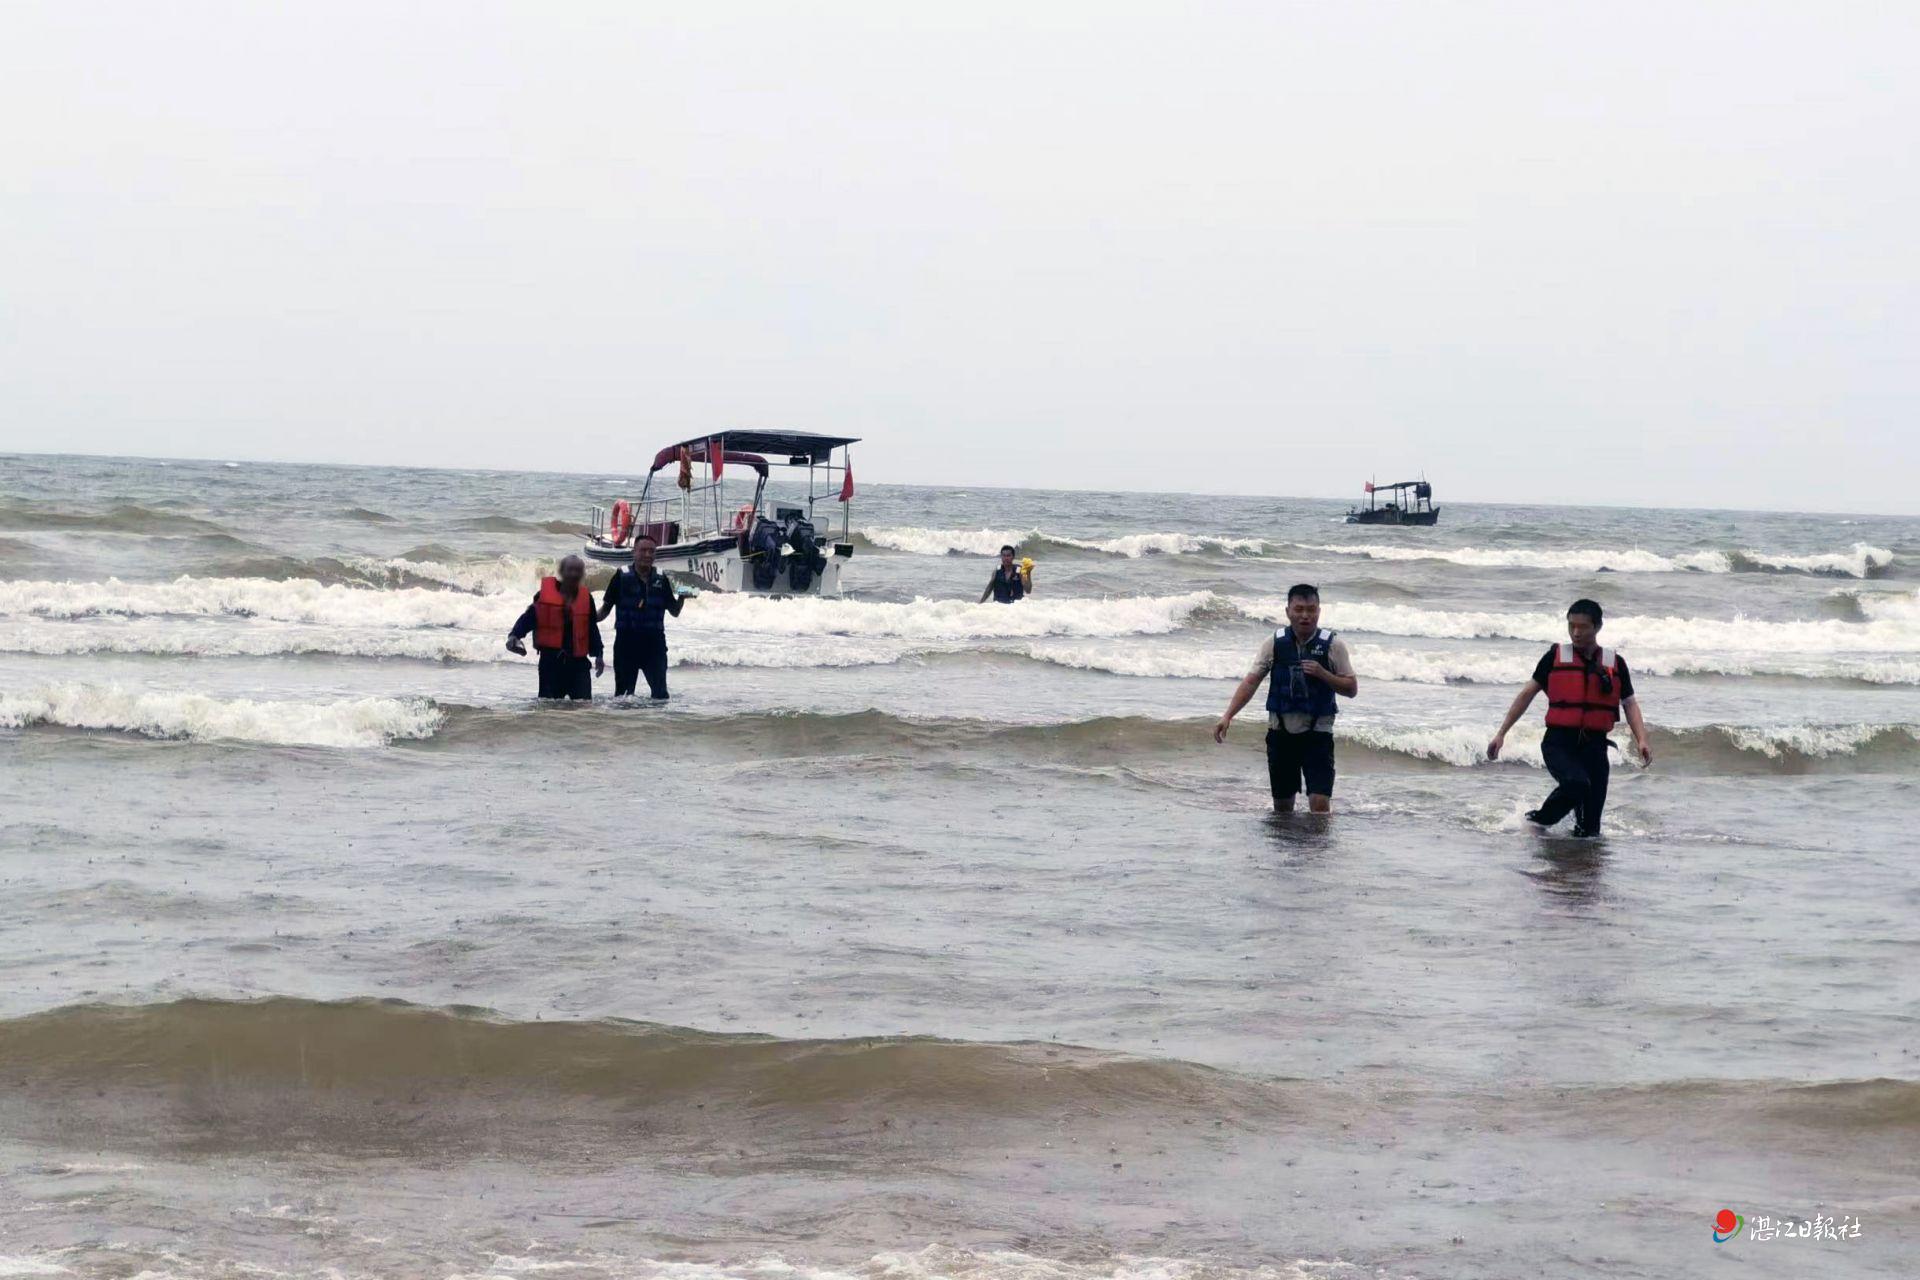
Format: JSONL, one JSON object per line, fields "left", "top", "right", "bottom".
{"left": 1543, "top": 643, "right": 1622, "bottom": 731}
{"left": 533, "top": 576, "right": 593, "bottom": 657}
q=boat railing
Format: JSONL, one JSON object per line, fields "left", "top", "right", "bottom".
{"left": 590, "top": 477, "right": 755, "bottom": 549}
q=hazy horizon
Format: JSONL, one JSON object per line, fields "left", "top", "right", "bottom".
{"left": 4, "top": 2, "right": 1916, "bottom": 511}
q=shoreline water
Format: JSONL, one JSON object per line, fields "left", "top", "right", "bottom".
{"left": 1, "top": 453, "right": 1915, "bottom": 1278}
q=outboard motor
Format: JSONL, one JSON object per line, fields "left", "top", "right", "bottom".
{"left": 785, "top": 518, "right": 827, "bottom": 592}
{"left": 747, "top": 517, "right": 784, "bottom": 590}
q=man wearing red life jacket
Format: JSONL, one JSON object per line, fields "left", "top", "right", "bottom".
{"left": 1487, "top": 598, "right": 1651, "bottom": 837}
{"left": 505, "top": 555, "right": 605, "bottom": 700}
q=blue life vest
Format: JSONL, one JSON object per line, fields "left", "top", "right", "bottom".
{"left": 611, "top": 568, "right": 675, "bottom": 633}
{"left": 1264, "top": 627, "right": 1340, "bottom": 720}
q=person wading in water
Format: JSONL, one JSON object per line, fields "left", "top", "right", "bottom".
{"left": 1213, "top": 583, "right": 1359, "bottom": 813}
{"left": 596, "top": 535, "right": 684, "bottom": 699}
{"left": 1487, "top": 598, "right": 1652, "bottom": 837}
{"left": 505, "top": 554, "right": 604, "bottom": 700}
{"left": 980, "top": 544, "right": 1032, "bottom": 604}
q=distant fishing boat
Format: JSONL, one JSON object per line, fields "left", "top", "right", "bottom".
{"left": 1346, "top": 478, "right": 1438, "bottom": 526}
{"left": 582, "top": 430, "right": 859, "bottom": 595}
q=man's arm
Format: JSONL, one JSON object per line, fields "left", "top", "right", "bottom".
{"left": 1486, "top": 681, "right": 1541, "bottom": 760}
{"left": 1213, "top": 671, "right": 1265, "bottom": 743}
{"left": 980, "top": 577, "right": 996, "bottom": 604}
{"left": 597, "top": 575, "right": 618, "bottom": 622}
{"left": 505, "top": 603, "right": 537, "bottom": 654}
{"left": 664, "top": 577, "right": 684, "bottom": 617}
{"left": 1623, "top": 698, "right": 1651, "bottom": 764}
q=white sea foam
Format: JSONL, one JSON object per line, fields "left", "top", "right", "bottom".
{"left": 1302, "top": 541, "right": 1893, "bottom": 577}
{"left": 0, "top": 683, "right": 443, "bottom": 748}
{"left": 862, "top": 527, "right": 1267, "bottom": 558}
{"left": 0, "top": 619, "right": 508, "bottom": 664}
{"left": 1732, "top": 543, "right": 1896, "bottom": 578}
{"left": 455, "top": 1246, "right": 1367, "bottom": 1280}
{"left": 1239, "top": 598, "right": 1920, "bottom": 655}
{"left": 1012, "top": 642, "right": 1529, "bottom": 684}
{"left": 684, "top": 591, "right": 1218, "bottom": 640}
{"left": 0, "top": 576, "right": 511, "bottom": 629}
{"left": 1721, "top": 723, "right": 1918, "bottom": 758}
{"left": 1852, "top": 588, "right": 1920, "bottom": 623}
{"left": 351, "top": 554, "right": 549, "bottom": 595}
{"left": 1301, "top": 542, "right": 1733, "bottom": 573}
{"left": 1342, "top": 722, "right": 1548, "bottom": 768}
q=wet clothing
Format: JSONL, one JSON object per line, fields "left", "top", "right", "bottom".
{"left": 1527, "top": 645, "right": 1635, "bottom": 833}
{"left": 1264, "top": 627, "right": 1342, "bottom": 722}
{"left": 509, "top": 587, "right": 603, "bottom": 701}
{"left": 603, "top": 567, "right": 680, "bottom": 698}
{"left": 1247, "top": 631, "right": 1354, "bottom": 733}
{"left": 1267, "top": 728, "right": 1335, "bottom": 804}
{"left": 536, "top": 651, "right": 595, "bottom": 701}
{"left": 987, "top": 565, "right": 1026, "bottom": 603}
{"left": 614, "top": 631, "right": 670, "bottom": 699}
{"left": 604, "top": 567, "right": 683, "bottom": 634}
{"left": 1536, "top": 726, "right": 1612, "bottom": 833}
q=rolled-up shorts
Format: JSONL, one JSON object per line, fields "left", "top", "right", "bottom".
{"left": 1267, "top": 728, "right": 1335, "bottom": 800}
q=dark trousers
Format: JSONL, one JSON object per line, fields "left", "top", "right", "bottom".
{"left": 536, "top": 651, "right": 593, "bottom": 701}
{"left": 614, "top": 631, "right": 669, "bottom": 699}
{"left": 1537, "top": 727, "right": 1610, "bottom": 831}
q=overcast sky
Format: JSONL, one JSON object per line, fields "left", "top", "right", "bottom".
{"left": 3, "top": 2, "right": 1915, "bottom": 511}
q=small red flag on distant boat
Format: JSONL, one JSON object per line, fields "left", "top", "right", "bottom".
{"left": 840, "top": 458, "right": 855, "bottom": 502}
{"left": 1364, "top": 481, "right": 1374, "bottom": 493}
{"left": 709, "top": 439, "right": 724, "bottom": 480}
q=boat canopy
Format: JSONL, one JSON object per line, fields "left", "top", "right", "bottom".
{"left": 648, "top": 446, "right": 770, "bottom": 477}
{"left": 659, "top": 431, "right": 859, "bottom": 464}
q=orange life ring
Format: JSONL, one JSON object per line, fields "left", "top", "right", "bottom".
{"left": 731, "top": 504, "right": 756, "bottom": 532}
{"left": 609, "top": 499, "right": 634, "bottom": 546}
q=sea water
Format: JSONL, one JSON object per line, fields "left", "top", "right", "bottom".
{"left": 0, "top": 453, "right": 1916, "bottom": 1279}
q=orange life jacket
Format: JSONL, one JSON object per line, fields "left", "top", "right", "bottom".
{"left": 533, "top": 576, "right": 593, "bottom": 657}
{"left": 1543, "top": 643, "right": 1621, "bottom": 731}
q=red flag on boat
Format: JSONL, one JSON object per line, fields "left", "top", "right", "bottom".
{"left": 709, "top": 439, "right": 724, "bottom": 480}
{"left": 1364, "top": 481, "right": 1374, "bottom": 493}
{"left": 840, "top": 458, "right": 855, "bottom": 502}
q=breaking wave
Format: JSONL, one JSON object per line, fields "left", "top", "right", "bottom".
{"left": 1247, "top": 598, "right": 1920, "bottom": 654}
{"left": 686, "top": 591, "right": 1222, "bottom": 640}
{"left": 1301, "top": 542, "right": 1733, "bottom": 574}
{"left": 0, "top": 683, "right": 443, "bottom": 748}
{"left": 1302, "top": 541, "right": 1895, "bottom": 578}
{"left": 859, "top": 527, "right": 1268, "bottom": 558}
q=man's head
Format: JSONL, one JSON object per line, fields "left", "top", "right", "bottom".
{"left": 1287, "top": 583, "right": 1321, "bottom": 634}
{"left": 558, "top": 554, "right": 586, "bottom": 591}
{"left": 1000, "top": 544, "right": 1017, "bottom": 567}
{"left": 632, "top": 535, "right": 657, "bottom": 573}
{"left": 1566, "top": 598, "right": 1603, "bottom": 648}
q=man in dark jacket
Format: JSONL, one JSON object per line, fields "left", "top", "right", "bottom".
{"left": 505, "top": 555, "right": 604, "bottom": 700}
{"left": 597, "top": 536, "right": 685, "bottom": 698}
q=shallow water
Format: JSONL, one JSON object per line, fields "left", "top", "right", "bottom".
{"left": 1, "top": 453, "right": 1916, "bottom": 1278}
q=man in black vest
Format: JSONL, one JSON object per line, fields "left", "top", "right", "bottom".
{"left": 980, "top": 544, "right": 1032, "bottom": 604}
{"left": 596, "top": 536, "right": 684, "bottom": 699}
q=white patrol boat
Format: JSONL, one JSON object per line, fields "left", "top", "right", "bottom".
{"left": 583, "top": 430, "right": 859, "bottom": 596}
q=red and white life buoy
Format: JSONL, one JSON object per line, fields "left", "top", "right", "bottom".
{"left": 609, "top": 499, "right": 634, "bottom": 546}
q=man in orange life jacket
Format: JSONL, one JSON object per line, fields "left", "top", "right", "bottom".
{"left": 1487, "top": 598, "right": 1652, "bottom": 837}
{"left": 505, "top": 555, "right": 604, "bottom": 700}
